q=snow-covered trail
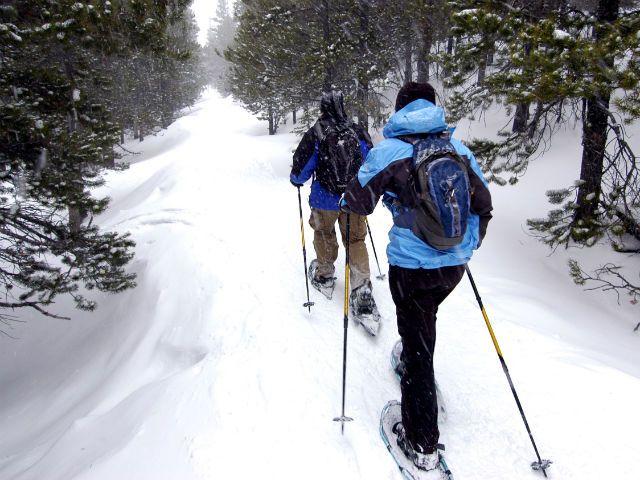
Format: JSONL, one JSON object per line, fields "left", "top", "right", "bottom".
{"left": 0, "top": 90, "right": 638, "bottom": 480}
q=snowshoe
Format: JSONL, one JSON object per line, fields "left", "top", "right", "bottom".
{"left": 349, "top": 280, "right": 381, "bottom": 336}
{"left": 308, "top": 259, "right": 336, "bottom": 300}
{"left": 390, "top": 340, "right": 447, "bottom": 421}
{"left": 380, "top": 400, "right": 454, "bottom": 480}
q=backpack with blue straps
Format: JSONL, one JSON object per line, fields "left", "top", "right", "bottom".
{"left": 401, "top": 132, "right": 472, "bottom": 250}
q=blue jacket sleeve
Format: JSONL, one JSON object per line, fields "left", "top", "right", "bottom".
{"left": 290, "top": 147, "right": 318, "bottom": 184}
{"left": 359, "top": 140, "right": 370, "bottom": 161}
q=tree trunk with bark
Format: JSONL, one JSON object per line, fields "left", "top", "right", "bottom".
{"left": 403, "top": 36, "right": 413, "bottom": 84}
{"left": 573, "top": 0, "right": 619, "bottom": 224}
{"left": 416, "top": 22, "right": 431, "bottom": 82}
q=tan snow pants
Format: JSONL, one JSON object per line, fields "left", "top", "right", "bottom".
{"left": 309, "top": 208, "right": 370, "bottom": 290}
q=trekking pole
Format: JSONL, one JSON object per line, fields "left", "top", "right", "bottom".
{"left": 465, "top": 264, "right": 552, "bottom": 477}
{"left": 296, "top": 186, "right": 314, "bottom": 312}
{"left": 333, "top": 212, "right": 353, "bottom": 433}
{"left": 365, "top": 216, "right": 386, "bottom": 280}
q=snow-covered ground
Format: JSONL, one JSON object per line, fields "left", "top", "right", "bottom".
{"left": 0, "top": 89, "right": 638, "bottom": 480}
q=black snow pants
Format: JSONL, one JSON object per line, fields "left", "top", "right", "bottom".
{"left": 388, "top": 263, "right": 465, "bottom": 453}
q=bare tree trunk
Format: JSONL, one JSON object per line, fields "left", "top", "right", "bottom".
{"left": 268, "top": 107, "right": 276, "bottom": 135}
{"left": 68, "top": 206, "right": 88, "bottom": 233}
{"left": 442, "top": 36, "right": 454, "bottom": 78}
{"left": 574, "top": 0, "right": 618, "bottom": 224}
{"left": 416, "top": 28, "right": 431, "bottom": 82}
{"left": 512, "top": 103, "right": 530, "bottom": 133}
{"left": 477, "top": 62, "right": 486, "bottom": 85}
{"left": 403, "top": 37, "right": 413, "bottom": 84}
{"left": 575, "top": 96, "right": 610, "bottom": 221}
{"left": 447, "top": 36, "right": 454, "bottom": 56}
{"left": 512, "top": 39, "right": 532, "bottom": 132}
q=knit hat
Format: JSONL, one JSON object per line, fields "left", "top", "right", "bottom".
{"left": 395, "top": 82, "right": 436, "bottom": 111}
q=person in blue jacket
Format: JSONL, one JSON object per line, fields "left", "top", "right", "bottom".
{"left": 290, "top": 90, "right": 377, "bottom": 315}
{"left": 341, "top": 83, "right": 493, "bottom": 471}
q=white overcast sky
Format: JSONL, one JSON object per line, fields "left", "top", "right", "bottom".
{"left": 191, "top": 0, "right": 218, "bottom": 45}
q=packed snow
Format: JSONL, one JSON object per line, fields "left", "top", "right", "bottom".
{"left": 0, "top": 89, "right": 638, "bottom": 480}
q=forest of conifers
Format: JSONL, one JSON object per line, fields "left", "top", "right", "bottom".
{"left": 2, "top": 0, "right": 639, "bottom": 323}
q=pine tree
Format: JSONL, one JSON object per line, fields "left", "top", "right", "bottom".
{"left": 202, "top": 0, "right": 237, "bottom": 95}
{"left": 0, "top": 1, "right": 137, "bottom": 323}
{"left": 442, "top": 0, "right": 640, "bottom": 305}
{"left": 225, "top": 0, "right": 397, "bottom": 133}
{"left": 224, "top": 0, "right": 300, "bottom": 134}
{"left": 105, "top": 0, "right": 205, "bottom": 140}
{"left": 0, "top": 0, "right": 204, "bottom": 325}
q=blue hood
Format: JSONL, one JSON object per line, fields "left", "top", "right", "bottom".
{"left": 382, "top": 99, "right": 448, "bottom": 138}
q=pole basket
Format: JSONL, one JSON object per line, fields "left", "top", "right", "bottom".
{"left": 531, "top": 459, "right": 552, "bottom": 476}
{"left": 303, "top": 301, "right": 315, "bottom": 308}
{"left": 333, "top": 416, "right": 354, "bottom": 424}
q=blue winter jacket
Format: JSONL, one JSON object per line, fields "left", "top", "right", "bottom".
{"left": 342, "top": 99, "right": 493, "bottom": 269}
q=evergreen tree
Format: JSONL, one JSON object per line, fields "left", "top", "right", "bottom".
{"left": 0, "top": 0, "right": 203, "bottom": 324}
{"left": 224, "top": 0, "right": 301, "bottom": 134}
{"left": 442, "top": 0, "right": 640, "bottom": 304}
{"left": 202, "top": 0, "right": 237, "bottom": 95}
{"left": 104, "top": 0, "right": 205, "bottom": 140}
{"left": 0, "top": 0, "right": 136, "bottom": 322}
{"left": 225, "top": 0, "right": 395, "bottom": 133}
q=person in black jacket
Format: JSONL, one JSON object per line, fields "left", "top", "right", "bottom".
{"left": 290, "top": 91, "right": 379, "bottom": 321}
{"left": 341, "top": 82, "right": 493, "bottom": 471}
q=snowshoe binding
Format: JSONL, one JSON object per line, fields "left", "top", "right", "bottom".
{"left": 394, "top": 422, "right": 440, "bottom": 472}
{"left": 349, "top": 280, "right": 381, "bottom": 336}
{"left": 308, "top": 259, "right": 336, "bottom": 300}
{"left": 380, "top": 400, "right": 453, "bottom": 480}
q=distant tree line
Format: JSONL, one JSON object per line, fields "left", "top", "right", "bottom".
{"left": 201, "top": 0, "right": 237, "bottom": 97}
{"left": 217, "top": 0, "right": 452, "bottom": 134}
{"left": 0, "top": 0, "right": 204, "bottom": 328}
{"left": 216, "top": 0, "right": 640, "bottom": 314}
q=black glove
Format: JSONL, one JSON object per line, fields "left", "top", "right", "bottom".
{"left": 291, "top": 179, "right": 304, "bottom": 188}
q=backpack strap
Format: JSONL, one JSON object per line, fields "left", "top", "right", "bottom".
{"left": 313, "top": 121, "right": 327, "bottom": 143}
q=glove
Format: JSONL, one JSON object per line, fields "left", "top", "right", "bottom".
{"left": 339, "top": 196, "right": 352, "bottom": 213}
{"left": 291, "top": 179, "right": 304, "bottom": 188}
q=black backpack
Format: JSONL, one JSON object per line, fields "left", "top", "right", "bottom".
{"left": 314, "top": 121, "right": 363, "bottom": 195}
{"left": 402, "top": 132, "right": 472, "bottom": 250}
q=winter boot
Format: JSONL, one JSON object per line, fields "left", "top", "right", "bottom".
{"left": 348, "top": 280, "right": 381, "bottom": 335}
{"left": 349, "top": 280, "right": 375, "bottom": 314}
{"left": 308, "top": 259, "right": 335, "bottom": 300}
{"left": 392, "top": 422, "right": 439, "bottom": 472}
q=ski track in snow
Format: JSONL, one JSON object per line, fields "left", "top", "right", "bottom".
{"left": 0, "top": 89, "right": 639, "bottom": 480}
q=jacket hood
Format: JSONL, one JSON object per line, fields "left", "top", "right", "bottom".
{"left": 320, "top": 90, "right": 348, "bottom": 123}
{"left": 382, "top": 99, "right": 448, "bottom": 138}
